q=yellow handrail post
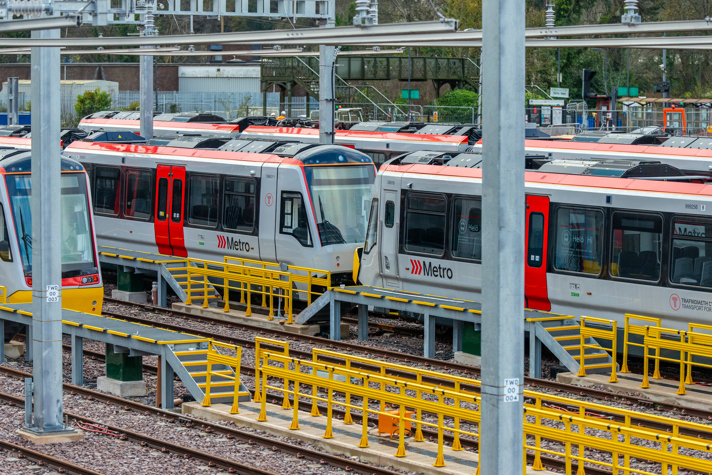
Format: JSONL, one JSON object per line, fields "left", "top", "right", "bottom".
{"left": 307, "top": 272, "right": 313, "bottom": 306}
{"left": 286, "top": 284, "right": 294, "bottom": 324}
{"left": 282, "top": 345, "right": 291, "bottom": 410}
{"left": 230, "top": 347, "right": 241, "bottom": 414}
{"left": 577, "top": 317, "right": 587, "bottom": 377}
{"left": 245, "top": 282, "right": 252, "bottom": 317}
{"left": 576, "top": 406, "right": 585, "bottom": 475}
{"left": 640, "top": 326, "right": 651, "bottom": 389}
{"left": 310, "top": 351, "right": 321, "bottom": 416}
{"left": 531, "top": 398, "right": 544, "bottom": 471}
{"left": 261, "top": 265, "right": 267, "bottom": 308}
{"left": 622, "top": 315, "right": 631, "bottom": 373}
{"left": 202, "top": 265, "right": 209, "bottom": 309}
{"left": 653, "top": 321, "right": 662, "bottom": 379}
{"left": 343, "top": 359, "right": 353, "bottom": 424}
{"left": 433, "top": 392, "right": 446, "bottom": 467}
{"left": 202, "top": 345, "right": 213, "bottom": 407}
{"left": 267, "top": 279, "right": 275, "bottom": 319}
{"left": 240, "top": 271, "right": 246, "bottom": 304}
{"left": 677, "top": 331, "right": 687, "bottom": 396}
{"left": 452, "top": 381, "right": 463, "bottom": 451}
{"left": 357, "top": 391, "right": 369, "bottom": 448}
{"left": 609, "top": 320, "right": 618, "bottom": 383}
{"left": 254, "top": 340, "right": 262, "bottom": 403}
{"left": 289, "top": 361, "right": 300, "bottom": 430}
{"left": 564, "top": 420, "right": 572, "bottom": 474}
{"left": 256, "top": 363, "right": 268, "bottom": 422}
{"left": 185, "top": 265, "right": 192, "bottom": 305}
{"left": 323, "top": 369, "right": 334, "bottom": 439}
{"left": 685, "top": 347, "right": 694, "bottom": 385}
{"left": 223, "top": 275, "right": 230, "bottom": 313}
{"left": 413, "top": 373, "right": 424, "bottom": 442}
{"left": 394, "top": 387, "right": 406, "bottom": 457}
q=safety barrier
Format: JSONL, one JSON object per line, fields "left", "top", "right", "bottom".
{"left": 576, "top": 316, "right": 618, "bottom": 382}
{"left": 0, "top": 285, "right": 6, "bottom": 304}
{"left": 641, "top": 325, "right": 712, "bottom": 395}
{"left": 254, "top": 338, "right": 712, "bottom": 474}
{"left": 621, "top": 313, "right": 661, "bottom": 377}
{"left": 199, "top": 341, "right": 246, "bottom": 414}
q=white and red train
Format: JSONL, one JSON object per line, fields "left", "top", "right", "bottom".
{"left": 62, "top": 140, "right": 376, "bottom": 286}
{"left": 356, "top": 155, "right": 712, "bottom": 331}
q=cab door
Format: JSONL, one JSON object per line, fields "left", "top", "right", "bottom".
{"left": 154, "top": 165, "right": 187, "bottom": 257}
{"left": 380, "top": 187, "right": 401, "bottom": 288}
{"left": 525, "top": 195, "right": 550, "bottom": 310}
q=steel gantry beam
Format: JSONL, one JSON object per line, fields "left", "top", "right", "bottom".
{"left": 0, "top": 14, "right": 81, "bottom": 32}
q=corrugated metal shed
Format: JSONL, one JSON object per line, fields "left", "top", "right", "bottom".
{"left": 178, "top": 66, "right": 261, "bottom": 94}
{"left": 0, "top": 79, "right": 119, "bottom": 111}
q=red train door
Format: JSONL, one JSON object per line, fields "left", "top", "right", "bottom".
{"left": 154, "top": 165, "right": 187, "bottom": 257}
{"left": 525, "top": 195, "right": 551, "bottom": 310}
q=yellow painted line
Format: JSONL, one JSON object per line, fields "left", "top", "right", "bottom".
{"left": 132, "top": 336, "right": 157, "bottom": 343}
{"left": 136, "top": 258, "right": 157, "bottom": 263}
{"left": 17, "top": 310, "right": 33, "bottom": 316}
{"left": 0, "top": 305, "right": 15, "bottom": 312}
{"left": 118, "top": 255, "right": 136, "bottom": 260}
{"left": 107, "top": 330, "right": 129, "bottom": 337}
{"left": 158, "top": 338, "right": 211, "bottom": 345}
{"left": 440, "top": 305, "right": 465, "bottom": 311}
{"left": 101, "top": 253, "right": 118, "bottom": 257}
{"left": 412, "top": 300, "right": 436, "bottom": 307}
{"left": 62, "top": 320, "right": 81, "bottom": 327}
{"left": 334, "top": 288, "right": 358, "bottom": 294}
{"left": 83, "top": 325, "right": 105, "bottom": 332}
{"left": 360, "top": 292, "right": 383, "bottom": 299}
{"left": 385, "top": 296, "right": 409, "bottom": 303}
{"left": 468, "top": 309, "right": 482, "bottom": 314}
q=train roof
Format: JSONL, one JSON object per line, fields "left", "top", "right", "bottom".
{"left": 381, "top": 160, "right": 712, "bottom": 197}
{"left": 536, "top": 158, "right": 687, "bottom": 179}
{"left": 0, "top": 150, "right": 84, "bottom": 173}
{"left": 147, "top": 135, "right": 227, "bottom": 149}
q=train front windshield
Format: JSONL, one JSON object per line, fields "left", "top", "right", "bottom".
{"left": 5, "top": 173, "right": 98, "bottom": 278}
{"left": 304, "top": 165, "right": 376, "bottom": 246}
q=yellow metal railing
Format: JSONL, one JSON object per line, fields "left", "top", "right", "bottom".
{"left": 200, "top": 341, "right": 247, "bottom": 414}
{"left": 641, "top": 325, "right": 712, "bottom": 395}
{"left": 286, "top": 265, "right": 331, "bottom": 306}
{"left": 622, "top": 313, "right": 661, "bottom": 377}
{"left": 254, "top": 339, "right": 712, "bottom": 474}
{"left": 576, "top": 316, "right": 618, "bottom": 382}
{"left": 0, "top": 285, "right": 7, "bottom": 304}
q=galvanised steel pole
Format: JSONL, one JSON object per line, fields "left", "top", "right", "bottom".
{"left": 480, "top": 0, "right": 525, "bottom": 471}
{"left": 140, "top": 2, "right": 156, "bottom": 139}
{"left": 30, "top": 27, "right": 65, "bottom": 433}
{"left": 318, "top": 1, "right": 336, "bottom": 144}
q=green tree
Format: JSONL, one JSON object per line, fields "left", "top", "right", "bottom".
{"left": 435, "top": 89, "right": 478, "bottom": 108}
{"left": 75, "top": 88, "right": 112, "bottom": 118}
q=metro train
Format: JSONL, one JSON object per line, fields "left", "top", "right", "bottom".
{"left": 62, "top": 140, "right": 376, "bottom": 287}
{"left": 355, "top": 154, "right": 712, "bottom": 331}
{"left": 0, "top": 149, "right": 103, "bottom": 314}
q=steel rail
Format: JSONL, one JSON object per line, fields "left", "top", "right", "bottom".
{"left": 101, "top": 298, "right": 712, "bottom": 419}
{"left": 0, "top": 439, "right": 102, "bottom": 475}
{"left": 0, "top": 366, "right": 401, "bottom": 475}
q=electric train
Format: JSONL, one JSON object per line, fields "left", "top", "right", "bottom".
{"left": 62, "top": 140, "right": 376, "bottom": 287}
{"left": 355, "top": 154, "right": 712, "bottom": 331}
{"left": 0, "top": 149, "right": 103, "bottom": 314}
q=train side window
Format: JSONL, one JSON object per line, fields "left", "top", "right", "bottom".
{"left": 404, "top": 192, "right": 446, "bottom": 256}
{"left": 93, "top": 166, "right": 121, "bottom": 216}
{"left": 223, "top": 178, "right": 256, "bottom": 233}
{"left": 610, "top": 212, "right": 662, "bottom": 281}
{"left": 171, "top": 179, "right": 183, "bottom": 223}
{"left": 670, "top": 217, "right": 712, "bottom": 287}
{"left": 124, "top": 169, "right": 153, "bottom": 220}
{"left": 451, "top": 197, "right": 481, "bottom": 261}
{"left": 0, "top": 205, "right": 11, "bottom": 262}
{"left": 280, "top": 192, "right": 312, "bottom": 247}
{"left": 527, "top": 212, "right": 545, "bottom": 268}
{"left": 553, "top": 207, "right": 604, "bottom": 276}
{"left": 188, "top": 175, "right": 219, "bottom": 228}
{"left": 364, "top": 198, "right": 378, "bottom": 254}
{"left": 156, "top": 178, "right": 168, "bottom": 222}
{"left": 385, "top": 201, "right": 395, "bottom": 228}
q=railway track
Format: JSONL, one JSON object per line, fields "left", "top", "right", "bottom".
{"left": 0, "top": 365, "right": 401, "bottom": 475}
{"left": 102, "top": 297, "right": 712, "bottom": 419}
{"left": 0, "top": 439, "right": 103, "bottom": 475}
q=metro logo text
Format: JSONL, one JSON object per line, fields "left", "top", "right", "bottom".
{"left": 217, "top": 235, "right": 251, "bottom": 252}
{"left": 409, "top": 259, "right": 453, "bottom": 279}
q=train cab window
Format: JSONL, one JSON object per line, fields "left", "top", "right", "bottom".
{"left": 156, "top": 178, "right": 168, "bottom": 221}
{"left": 171, "top": 179, "right": 183, "bottom": 223}
{"left": 670, "top": 217, "right": 712, "bottom": 287}
{"left": 385, "top": 201, "right": 395, "bottom": 228}
{"left": 452, "top": 197, "right": 481, "bottom": 261}
{"left": 364, "top": 199, "right": 378, "bottom": 254}
{"left": 0, "top": 205, "right": 11, "bottom": 262}
{"left": 554, "top": 207, "right": 604, "bottom": 275}
{"left": 223, "top": 178, "right": 256, "bottom": 233}
{"left": 404, "top": 193, "right": 446, "bottom": 256}
{"left": 527, "top": 213, "right": 545, "bottom": 268}
{"left": 124, "top": 169, "right": 153, "bottom": 220}
{"left": 610, "top": 212, "right": 662, "bottom": 281}
{"left": 280, "top": 192, "right": 312, "bottom": 247}
{"left": 188, "top": 175, "right": 219, "bottom": 228}
{"left": 93, "top": 166, "right": 121, "bottom": 216}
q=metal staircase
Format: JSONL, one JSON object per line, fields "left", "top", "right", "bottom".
{"left": 528, "top": 316, "right": 616, "bottom": 376}
{"left": 165, "top": 261, "right": 221, "bottom": 307}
